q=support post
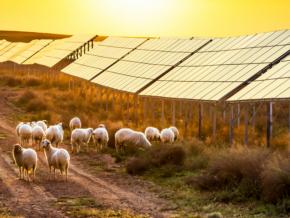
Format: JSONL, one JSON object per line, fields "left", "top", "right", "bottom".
{"left": 237, "top": 104, "right": 240, "bottom": 127}
{"left": 161, "top": 100, "right": 165, "bottom": 127}
{"left": 172, "top": 100, "right": 176, "bottom": 126}
{"left": 244, "top": 105, "right": 249, "bottom": 146}
{"left": 288, "top": 102, "right": 290, "bottom": 133}
{"left": 229, "top": 104, "right": 234, "bottom": 145}
{"left": 212, "top": 105, "right": 217, "bottom": 140}
{"left": 143, "top": 98, "right": 147, "bottom": 124}
{"left": 105, "top": 89, "right": 109, "bottom": 112}
{"left": 134, "top": 95, "right": 138, "bottom": 127}
{"left": 266, "top": 102, "right": 273, "bottom": 148}
{"left": 252, "top": 104, "right": 256, "bottom": 128}
{"left": 198, "top": 103, "right": 203, "bottom": 139}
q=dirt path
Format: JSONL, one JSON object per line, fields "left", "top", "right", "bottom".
{"left": 0, "top": 89, "right": 173, "bottom": 218}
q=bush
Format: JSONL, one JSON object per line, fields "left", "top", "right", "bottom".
{"left": 262, "top": 155, "right": 290, "bottom": 203}
{"left": 192, "top": 146, "right": 270, "bottom": 200}
{"left": 5, "top": 76, "right": 22, "bottom": 87}
{"left": 126, "top": 157, "right": 150, "bottom": 175}
{"left": 25, "top": 99, "right": 48, "bottom": 112}
{"left": 25, "top": 77, "right": 41, "bottom": 86}
{"left": 17, "top": 90, "right": 36, "bottom": 105}
{"left": 150, "top": 144, "right": 186, "bottom": 166}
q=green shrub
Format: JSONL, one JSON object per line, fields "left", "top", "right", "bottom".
{"left": 126, "top": 157, "right": 150, "bottom": 175}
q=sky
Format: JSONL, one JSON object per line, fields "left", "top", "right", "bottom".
{"left": 0, "top": 0, "right": 289, "bottom": 37}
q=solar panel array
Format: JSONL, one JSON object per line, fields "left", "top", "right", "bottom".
{"left": 61, "top": 37, "right": 147, "bottom": 80}
{"left": 34, "top": 34, "right": 96, "bottom": 67}
{"left": 9, "top": 39, "right": 52, "bottom": 64}
{"left": 0, "top": 42, "right": 30, "bottom": 62}
{"left": 140, "top": 30, "right": 290, "bottom": 101}
{"left": 91, "top": 38, "right": 210, "bottom": 93}
{"left": 228, "top": 53, "right": 290, "bottom": 102}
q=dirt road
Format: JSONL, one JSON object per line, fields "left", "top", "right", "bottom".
{"left": 0, "top": 90, "right": 173, "bottom": 218}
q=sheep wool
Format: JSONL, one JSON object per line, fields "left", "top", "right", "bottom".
{"left": 45, "top": 123, "right": 64, "bottom": 147}
{"left": 69, "top": 117, "right": 82, "bottom": 131}
{"left": 160, "top": 128, "right": 175, "bottom": 144}
{"left": 71, "top": 128, "right": 93, "bottom": 153}
{"left": 115, "top": 128, "right": 151, "bottom": 152}
{"left": 12, "top": 144, "right": 37, "bottom": 181}
{"left": 92, "top": 127, "right": 109, "bottom": 151}
{"left": 41, "top": 139, "right": 70, "bottom": 181}
{"left": 145, "top": 127, "right": 161, "bottom": 142}
{"left": 169, "top": 126, "right": 180, "bottom": 141}
{"left": 19, "top": 124, "right": 32, "bottom": 146}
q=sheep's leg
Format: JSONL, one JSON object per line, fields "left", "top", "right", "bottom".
{"left": 65, "top": 167, "right": 68, "bottom": 182}
{"left": 53, "top": 168, "right": 56, "bottom": 180}
{"left": 32, "top": 165, "right": 36, "bottom": 182}
{"left": 18, "top": 167, "right": 22, "bottom": 179}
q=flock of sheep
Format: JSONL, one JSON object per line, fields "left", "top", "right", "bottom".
{"left": 12, "top": 116, "right": 180, "bottom": 182}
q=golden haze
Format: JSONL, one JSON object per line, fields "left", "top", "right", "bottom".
{"left": 0, "top": 0, "right": 289, "bottom": 37}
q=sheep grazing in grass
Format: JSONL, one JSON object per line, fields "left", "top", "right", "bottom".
{"left": 145, "top": 127, "right": 161, "bottom": 142}
{"left": 45, "top": 123, "right": 64, "bottom": 147}
{"left": 41, "top": 139, "right": 70, "bottom": 181}
{"left": 19, "top": 124, "right": 32, "bottom": 146}
{"left": 32, "top": 125, "right": 45, "bottom": 150}
{"left": 169, "top": 126, "right": 179, "bottom": 141}
{"left": 160, "top": 128, "right": 175, "bottom": 144}
{"left": 69, "top": 117, "right": 81, "bottom": 131}
{"left": 71, "top": 128, "right": 93, "bottom": 153}
{"left": 12, "top": 144, "right": 37, "bottom": 182}
{"left": 115, "top": 128, "right": 151, "bottom": 153}
{"left": 92, "top": 126, "right": 109, "bottom": 151}
{"left": 36, "top": 120, "right": 47, "bottom": 132}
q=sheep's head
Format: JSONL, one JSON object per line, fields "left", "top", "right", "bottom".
{"left": 41, "top": 139, "right": 51, "bottom": 150}
{"left": 88, "top": 128, "right": 94, "bottom": 135}
{"left": 13, "top": 144, "right": 22, "bottom": 154}
{"left": 42, "top": 120, "right": 48, "bottom": 124}
{"left": 98, "top": 124, "right": 105, "bottom": 128}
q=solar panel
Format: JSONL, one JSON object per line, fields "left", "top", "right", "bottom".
{"left": 0, "top": 40, "right": 12, "bottom": 52}
{"left": 0, "top": 42, "right": 31, "bottom": 62}
{"left": 228, "top": 53, "right": 290, "bottom": 102}
{"left": 34, "top": 34, "right": 96, "bottom": 67}
{"left": 140, "top": 30, "right": 290, "bottom": 101}
{"left": 91, "top": 38, "right": 210, "bottom": 93}
{"left": 8, "top": 39, "right": 52, "bottom": 64}
{"left": 61, "top": 37, "right": 147, "bottom": 80}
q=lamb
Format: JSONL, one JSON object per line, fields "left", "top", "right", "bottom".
{"left": 12, "top": 144, "right": 37, "bottom": 181}
{"left": 169, "top": 126, "right": 180, "bottom": 141}
{"left": 69, "top": 117, "right": 81, "bottom": 131}
{"left": 145, "top": 127, "right": 161, "bottom": 142}
{"left": 92, "top": 126, "right": 109, "bottom": 151}
{"left": 71, "top": 128, "right": 93, "bottom": 153}
{"left": 115, "top": 128, "right": 151, "bottom": 153}
{"left": 19, "top": 124, "right": 32, "bottom": 146}
{"left": 45, "top": 123, "right": 64, "bottom": 147}
{"left": 32, "top": 125, "right": 45, "bottom": 150}
{"left": 160, "top": 128, "right": 175, "bottom": 144}
{"left": 41, "top": 139, "right": 70, "bottom": 181}
{"left": 36, "top": 120, "right": 47, "bottom": 132}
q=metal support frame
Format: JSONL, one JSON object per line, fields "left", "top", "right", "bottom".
{"left": 266, "top": 102, "right": 273, "bottom": 148}
{"left": 161, "top": 100, "right": 165, "bottom": 127}
{"left": 172, "top": 100, "right": 176, "bottom": 126}
{"left": 244, "top": 105, "right": 249, "bottom": 146}
{"left": 229, "top": 104, "right": 234, "bottom": 145}
{"left": 212, "top": 105, "right": 217, "bottom": 140}
{"left": 198, "top": 103, "right": 203, "bottom": 139}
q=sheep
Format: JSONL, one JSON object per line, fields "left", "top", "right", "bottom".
{"left": 45, "top": 123, "right": 64, "bottom": 147}
{"left": 12, "top": 144, "right": 37, "bottom": 181}
{"left": 16, "top": 122, "right": 24, "bottom": 137}
{"left": 92, "top": 127, "right": 109, "bottom": 151}
{"left": 41, "top": 139, "right": 70, "bottom": 181}
{"left": 36, "top": 120, "right": 47, "bottom": 132}
{"left": 145, "top": 127, "right": 161, "bottom": 142}
{"left": 115, "top": 128, "right": 151, "bottom": 153}
{"left": 71, "top": 128, "right": 93, "bottom": 153}
{"left": 69, "top": 117, "right": 81, "bottom": 131}
{"left": 169, "top": 126, "right": 180, "bottom": 141}
{"left": 98, "top": 124, "right": 105, "bottom": 128}
{"left": 19, "top": 124, "right": 32, "bottom": 146}
{"left": 160, "top": 128, "right": 175, "bottom": 144}
{"left": 32, "top": 125, "right": 45, "bottom": 150}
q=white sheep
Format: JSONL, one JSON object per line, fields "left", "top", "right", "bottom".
{"left": 16, "top": 122, "right": 24, "bottom": 137}
{"left": 145, "top": 127, "right": 161, "bottom": 142}
{"left": 169, "top": 126, "right": 180, "bottom": 141}
{"left": 71, "top": 128, "right": 93, "bottom": 153}
{"left": 92, "top": 127, "right": 109, "bottom": 151}
{"left": 19, "top": 124, "right": 32, "bottom": 146}
{"left": 45, "top": 123, "right": 64, "bottom": 147}
{"left": 32, "top": 125, "right": 45, "bottom": 150}
{"left": 36, "top": 120, "right": 47, "bottom": 132}
{"left": 160, "top": 128, "right": 175, "bottom": 144}
{"left": 115, "top": 128, "right": 151, "bottom": 153}
{"left": 41, "top": 139, "right": 70, "bottom": 181}
{"left": 12, "top": 144, "right": 37, "bottom": 181}
{"left": 69, "top": 117, "right": 81, "bottom": 131}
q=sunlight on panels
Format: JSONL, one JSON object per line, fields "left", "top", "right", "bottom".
{"left": 0, "top": 42, "right": 31, "bottom": 62}
{"left": 91, "top": 37, "right": 210, "bottom": 93}
{"left": 62, "top": 37, "right": 147, "bottom": 80}
{"left": 34, "top": 34, "right": 96, "bottom": 67}
{"left": 8, "top": 39, "right": 52, "bottom": 64}
{"left": 228, "top": 54, "right": 290, "bottom": 102}
{"left": 140, "top": 30, "right": 290, "bottom": 101}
